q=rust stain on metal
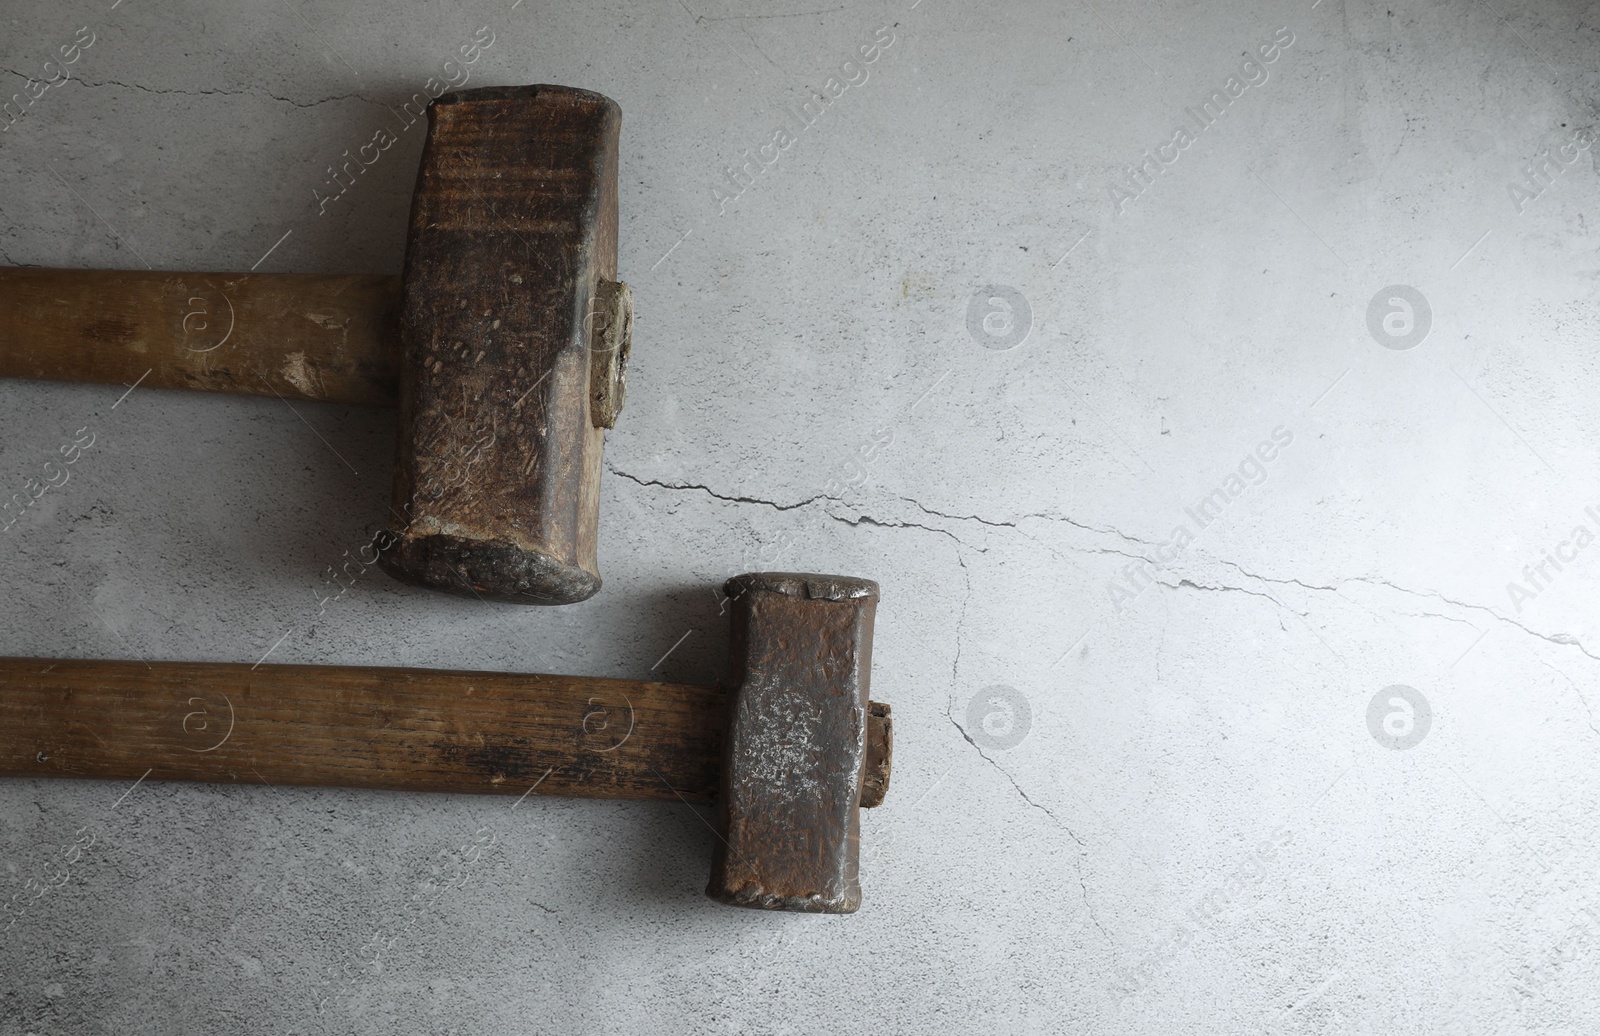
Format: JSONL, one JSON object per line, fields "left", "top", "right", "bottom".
{"left": 707, "top": 572, "right": 881, "bottom": 913}
{"left": 380, "top": 85, "right": 624, "bottom": 605}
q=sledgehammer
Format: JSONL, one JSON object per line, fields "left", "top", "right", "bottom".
{"left": 0, "top": 85, "right": 631, "bottom": 605}
{"left": 0, "top": 574, "right": 893, "bottom": 913}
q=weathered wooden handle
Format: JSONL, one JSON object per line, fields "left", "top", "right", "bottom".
{"left": 0, "top": 657, "right": 724, "bottom": 803}
{"left": 0, "top": 269, "right": 400, "bottom": 405}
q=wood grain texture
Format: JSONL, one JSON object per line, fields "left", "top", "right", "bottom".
{"left": 861, "top": 701, "right": 892, "bottom": 809}
{"left": 380, "top": 85, "right": 621, "bottom": 606}
{"left": 0, "top": 269, "right": 400, "bottom": 405}
{"left": 0, "top": 657, "right": 723, "bottom": 803}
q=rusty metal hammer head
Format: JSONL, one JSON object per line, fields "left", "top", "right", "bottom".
{"left": 708, "top": 573, "right": 890, "bottom": 913}
{"left": 379, "top": 85, "right": 632, "bottom": 606}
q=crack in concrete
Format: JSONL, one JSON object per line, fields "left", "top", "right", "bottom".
{"left": 608, "top": 466, "right": 981, "bottom": 548}
{"left": 1538, "top": 659, "right": 1600, "bottom": 742}
{"left": 947, "top": 707, "right": 1112, "bottom": 943}
{"left": 894, "top": 493, "right": 1165, "bottom": 552}
{"left": 951, "top": 547, "right": 969, "bottom": 709}
{"left": 1211, "top": 558, "right": 1600, "bottom": 664}
{"left": 943, "top": 549, "right": 1111, "bottom": 944}
{"left": 826, "top": 510, "right": 975, "bottom": 550}
{"left": 1165, "top": 576, "right": 1305, "bottom": 616}
{"left": 1396, "top": 609, "right": 1479, "bottom": 630}
{"left": 607, "top": 465, "right": 827, "bottom": 512}
{"left": 607, "top": 470, "right": 1153, "bottom": 559}
{"left": 882, "top": 497, "right": 1596, "bottom": 666}
{"left": 691, "top": 6, "right": 851, "bottom": 24}
{"left": 66, "top": 76, "right": 390, "bottom": 110}
{"left": 607, "top": 469, "right": 1598, "bottom": 664}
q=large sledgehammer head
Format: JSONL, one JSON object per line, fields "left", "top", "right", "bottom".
{"left": 380, "top": 85, "right": 631, "bottom": 605}
{"left": 708, "top": 573, "right": 884, "bottom": 913}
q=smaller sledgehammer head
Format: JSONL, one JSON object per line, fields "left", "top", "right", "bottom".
{"left": 708, "top": 573, "right": 887, "bottom": 913}
{"left": 381, "top": 85, "right": 631, "bottom": 605}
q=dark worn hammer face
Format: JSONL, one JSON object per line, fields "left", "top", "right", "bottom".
{"left": 708, "top": 573, "right": 882, "bottom": 913}
{"left": 380, "top": 85, "right": 631, "bottom": 605}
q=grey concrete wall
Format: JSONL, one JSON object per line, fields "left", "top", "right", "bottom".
{"left": 1, "top": 0, "right": 1597, "bottom": 1032}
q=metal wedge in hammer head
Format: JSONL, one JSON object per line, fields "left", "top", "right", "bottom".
{"left": 0, "top": 84, "right": 631, "bottom": 606}
{"left": 381, "top": 85, "right": 629, "bottom": 605}
{"left": 0, "top": 573, "right": 892, "bottom": 913}
{"left": 709, "top": 573, "right": 880, "bottom": 913}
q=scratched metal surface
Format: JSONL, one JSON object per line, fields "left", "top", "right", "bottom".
{"left": 2, "top": 1, "right": 1598, "bottom": 1033}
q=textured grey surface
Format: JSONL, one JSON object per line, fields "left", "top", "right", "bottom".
{"left": 2, "top": 0, "right": 1598, "bottom": 1032}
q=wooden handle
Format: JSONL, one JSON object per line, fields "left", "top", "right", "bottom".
{"left": 0, "top": 269, "right": 400, "bottom": 406}
{"left": 0, "top": 657, "right": 724, "bottom": 803}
